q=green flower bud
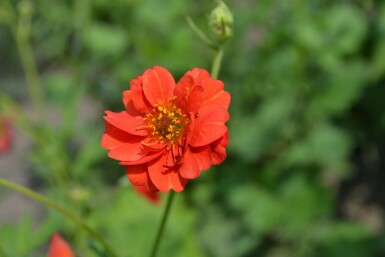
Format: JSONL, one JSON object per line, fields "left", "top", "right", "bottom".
{"left": 209, "top": 1, "right": 233, "bottom": 43}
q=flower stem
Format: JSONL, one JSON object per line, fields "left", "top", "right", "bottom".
{"left": 211, "top": 46, "right": 224, "bottom": 79}
{"left": 0, "top": 178, "right": 119, "bottom": 257}
{"left": 14, "top": 24, "right": 45, "bottom": 120}
{"left": 5, "top": 0, "right": 45, "bottom": 120}
{"left": 186, "top": 16, "right": 216, "bottom": 49}
{"left": 149, "top": 191, "right": 175, "bottom": 257}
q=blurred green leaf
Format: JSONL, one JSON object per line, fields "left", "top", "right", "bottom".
{"left": 83, "top": 23, "right": 129, "bottom": 59}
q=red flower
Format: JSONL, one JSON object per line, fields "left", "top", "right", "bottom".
{"left": 101, "top": 66, "right": 230, "bottom": 193}
{"left": 0, "top": 117, "right": 13, "bottom": 154}
{"left": 47, "top": 233, "right": 75, "bottom": 257}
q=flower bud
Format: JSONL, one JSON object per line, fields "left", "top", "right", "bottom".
{"left": 209, "top": 1, "right": 233, "bottom": 43}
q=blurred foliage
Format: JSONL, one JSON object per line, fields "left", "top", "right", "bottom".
{"left": 1, "top": 0, "right": 385, "bottom": 256}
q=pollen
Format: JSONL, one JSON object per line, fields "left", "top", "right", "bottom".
{"left": 143, "top": 98, "right": 189, "bottom": 144}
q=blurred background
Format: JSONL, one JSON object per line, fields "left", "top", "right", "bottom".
{"left": 1, "top": 0, "right": 385, "bottom": 256}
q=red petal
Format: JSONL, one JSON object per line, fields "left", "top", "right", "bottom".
{"left": 123, "top": 90, "right": 142, "bottom": 116}
{"left": 126, "top": 165, "right": 158, "bottom": 192}
{"left": 185, "top": 86, "right": 204, "bottom": 113}
{"left": 142, "top": 66, "right": 175, "bottom": 106}
{"left": 202, "top": 90, "right": 230, "bottom": 109}
{"left": 104, "top": 111, "right": 147, "bottom": 136}
{"left": 174, "top": 73, "right": 203, "bottom": 113}
{"left": 186, "top": 68, "right": 230, "bottom": 109}
{"left": 0, "top": 118, "right": 12, "bottom": 154}
{"left": 126, "top": 164, "right": 147, "bottom": 186}
{"left": 178, "top": 148, "right": 200, "bottom": 179}
{"left": 190, "top": 145, "right": 212, "bottom": 171}
{"left": 119, "top": 150, "right": 164, "bottom": 166}
{"left": 148, "top": 153, "right": 188, "bottom": 192}
{"left": 190, "top": 105, "right": 229, "bottom": 147}
{"left": 174, "top": 74, "right": 194, "bottom": 109}
{"left": 186, "top": 67, "right": 210, "bottom": 83}
{"left": 108, "top": 142, "right": 148, "bottom": 162}
{"left": 101, "top": 123, "right": 149, "bottom": 161}
{"left": 126, "top": 164, "right": 160, "bottom": 202}
{"left": 147, "top": 153, "right": 169, "bottom": 192}
{"left": 210, "top": 131, "right": 229, "bottom": 164}
{"left": 130, "top": 75, "right": 152, "bottom": 112}
{"left": 168, "top": 170, "right": 188, "bottom": 192}
{"left": 174, "top": 74, "right": 203, "bottom": 113}
{"left": 101, "top": 123, "right": 142, "bottom": 149}
{"left": 48, "top": 233, "right": 75, "bottom": 257}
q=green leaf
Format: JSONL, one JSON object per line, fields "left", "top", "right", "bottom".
{"left": 83, "top": 23, "right": 129, "bottom": 58}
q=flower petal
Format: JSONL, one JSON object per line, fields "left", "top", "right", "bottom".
{"left": 142, "top": 66, "right": 175, "bottom": 106}
{"left": 185, "top": 86, "right": 204, "bottom": 113}
{"left": 178, "top": 148, "right": 200, "bottom": 179}
{"left": 108, "top": 142, "right": 148, "bottom": 162}
{"left": 147, "top": 153, "right": 170, "bottom": 192}
{"left": 48, "top": 233, "right": 75, "bottom": 257}
{"left": 102, "top": 123, "right": 149, "bottom": 161}
{"left": 186, "top": 68, "right": 230, "bottom": 109}
{"left": 126, "top": 164, "right": 158, "bottom": 192}
{"left": 123, "top": 90, "right": 143, "bottom": 116}
{"left": 168, "top": 169, "right": 189, "bottom": 192}
{"left": 174, "top": 74, "right": 194, "bottom": 108}
{"left": 130, "top": 75, "right": 152, "bottom": 113}
{"left": 101, "top": 125, "right": 138, "bottom": 149}
{"left": 148, "top": 152, "right": 188, "bottom": 192}
{"left": 104, "top": 110, "right": 147, "bottom": 136}
{"left": 179, "top": 145, "right": 212, "bottom": 179}
{"left": 120, "top": 150, "right": 164, "bottom": 166}
{"left": 210, "top": 131, "right": 229, "bottom": 164}
{"left": 190, "top": 145, "right": 212, "bottom": 171}
{"left": 126, "top": 164, "right": 147, "bottom": 186}
{"left": 190, "top": 105, "right": 229, "bottom": 147}
{"left": 174, "top": 75, "right": 203, "bottom": 113}
{"left": 174, "top": 75, "right": 204, "bottom": 114}
{"left": 0, "top": 118, "right": 13, "bottom": 154}
{"left": 202, "top": 90, "right": 231, "bottom": 109}
{"left": 186, "top": 67, "right": 210, "bottom": 83}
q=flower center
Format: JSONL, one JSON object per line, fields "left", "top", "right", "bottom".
{"left": 144, "top": 98, "right": 189, "bottom": 144}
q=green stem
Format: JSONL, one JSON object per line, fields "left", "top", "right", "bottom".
{"left": 149, "top": 191, "right": 175, "bottom": 257}
{"left": 211, "top": 46, "right": 224, "bottom": 79}
{"left": 186, "top": 16, "right": 216, "bottom": 49}
{"left": 13, "top": 27, "right": 44, "bottom": 119}
{"left": 0, "top": 178, "right": 119, "bottom": 257}
{"left": 5, "top": 0, "right": 45, "bottom": 120}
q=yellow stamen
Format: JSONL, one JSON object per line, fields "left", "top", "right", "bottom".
{"left": 142, "top": 98, "right": 189, "bottom": 144}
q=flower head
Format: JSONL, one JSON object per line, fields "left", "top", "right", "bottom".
{"left": 102, "top": 66, "right": 230, "bottom": 193}
{"left": 48, "top": 233, "right": 75, "bottom": 257}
